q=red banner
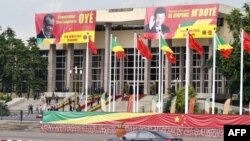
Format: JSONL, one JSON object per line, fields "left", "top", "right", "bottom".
{"left": 95, "top": 114, "right": 250, "bottom": 129}
{"left": 143, "top": 4, "right": 219, "bottom": 39}
{"left": 35, "top": 11, "right": 96, "bottom": 44}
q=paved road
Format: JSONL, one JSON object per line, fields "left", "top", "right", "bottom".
{"left": 0, "top": 131, "right": 223, "bottom": 141}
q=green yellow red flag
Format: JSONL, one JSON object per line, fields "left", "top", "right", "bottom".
{"left": 112, "top": 38, "right": 126, "bottom": 60}
{"left": 216, "top": 35, "right": 234, "bottom": 59}
{"left": 160, "top": 35, "right": 176, "bottom": 64}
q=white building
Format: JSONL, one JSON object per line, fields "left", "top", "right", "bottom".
{"left": 40, "top": 4, "right": 234, "bottom": 98}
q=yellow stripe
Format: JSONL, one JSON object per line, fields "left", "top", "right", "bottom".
{"left": 53, "top": 113, "right": 157, "bottom": 124}
{"left": 161, "top": 45, "right": 173, "bottom": 53}
{"left": 112, "top": 45, "right": 124, "bottom": 52}
{"left": 217, "top": 44, "right": 233, "bottom": 50}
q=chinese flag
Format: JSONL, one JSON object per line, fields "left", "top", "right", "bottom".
{"left": 189, "top": 33, "right": 203, "bottom": 56}
{"left": 137, "top": 35, "right": 153, "bottom": 61}
{"left": 244, "top": 31, "right": 250, "bottom": 54}
{"left": 88, "top": 37, "right": 98, "bottom": 55}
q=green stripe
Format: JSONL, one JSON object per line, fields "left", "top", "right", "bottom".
{"left": 160, "top": 35, "right": 173, "bottom": 53}
{"left": 43, "top": 111, "right": 112, "bottom": 123}
{"left": 179, "top": 20, "right": 196, "bottom": 27}
{"left": 160, "top": 35, "right": 168, "bottom": 48}
{"left": 216, "top": 35, "right": 226, "bottom": 46}
{"left": 112, "top": 38, "right": 124, "bottom": 52}
{"left": 216, "top": 35, "right": 233, "bottom": 50}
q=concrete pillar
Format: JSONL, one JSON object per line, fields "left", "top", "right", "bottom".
{"left": 104, "top": 23, "right": 112, "bottom": 93}
{"left": 88, "top": 50, "right": 93, "bottom": 87}
{"left": 47, "top": 44, "right": 56, "bottom": 92}
{"left": 82, "top": 44, "right": 93, "bottom": 93}
{"left": 165, "top": 39, "right": 172, "bottom": 94}
{"left": 189, "top": 50, "right": 193, "bottom": 85}
{"left": 100, "top": 50, "right": 105, "bottom": 88}
{"left": 119, "top": 58, "right": 124, "bottom": 95}
{"left": 180, "top": 48, "right": 184, "bottom": 88}
{"left": 66, "top": 43, "right": 74, "bottom": 92}
{"left": 144, "top": 40, "right": 151, "bottom": 95}
{"left": 200, "top": 49, "right": 205, "bottom": 93}
{"left": 208, "top": 39, "right": 213, "bottom": 93}
{"left": 82, "top": 49, "right": 86, "bottom": 94}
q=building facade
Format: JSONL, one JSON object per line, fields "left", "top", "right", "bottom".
{"left": 40, "top": 4, "right": 233, "bottom": 97}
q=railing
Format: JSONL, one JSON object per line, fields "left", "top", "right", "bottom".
{"left": 0, "top": 110, "right": 41, "bottom": 121}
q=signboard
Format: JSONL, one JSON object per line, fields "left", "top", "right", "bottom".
{"left": 35, "top": 11, "right": 96, "bottom": 44}
{"left": 143, "top": 4, "right": 219, "bottom": 39}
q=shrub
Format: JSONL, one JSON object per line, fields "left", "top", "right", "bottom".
{"left": 0, "top": 102, "right": 10, "bottom": 116}
{"left": 0, "top": 93, "right": 12, "bottom": 103}
{"left": 165, "top": 86, "right": 199, "bottom": 113}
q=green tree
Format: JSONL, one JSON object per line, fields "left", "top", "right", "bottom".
{"left": 26, "top": 37, "right": 47, "bottom": 98}
{"left": 215, "top": 3, "right": 250, "bottom": 103}
{"left": 0, "top": 28, "right": 47, "bottom": 98}
{"left": 165, "top": 86, "right": 199, "bottom": 113}
{"left": 0, "top": 27, "right": 18, "bottom": 93}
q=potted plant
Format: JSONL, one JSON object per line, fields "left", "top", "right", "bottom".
{"left": 115, "top": 122, "right": 126, "bottom": 137}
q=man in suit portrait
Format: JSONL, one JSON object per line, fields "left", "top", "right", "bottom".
{"left": 144, "top": 7, "right": 169, "bottom": 35}
{"left": 37, "top": 14, "right": 55, "bottom": 38}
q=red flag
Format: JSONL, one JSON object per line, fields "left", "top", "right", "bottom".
{"left": 166, "top": 52, "right": 176, "bottom": 64}
{"left": 189, "top": 33, "right": 203, "bottom": 56}
{"left": 244, "top": 31, "right": 250, "bottom": 54}
{"left": 116, "top": 52, "right": 127, "bottom": 60}
{"left": 88, "top": 37, "right": 98, "bottom": 55}
{"left": 137, "top": 36, "right": 153, "bottom": 61}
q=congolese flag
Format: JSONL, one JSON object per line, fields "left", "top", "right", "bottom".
{"left": 160, "top": 35, "right": 176, "bottom": 64}
{"left": 112, "top": 37, "right": 126, "bottom": 60}
{"left": 216, "top": 35, "right": 234, "bottom": 59}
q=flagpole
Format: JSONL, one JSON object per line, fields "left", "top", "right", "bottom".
{"left": 240, "top": 29, "right": 244, "bottom": 115}
{"left": 161, "top": 51, "right": 164, "bottom": 113}
{"left": 133, "top": 32, "right": 136, "bottom": 112}
{"left": 136, "top": 43, "right": 140, "bottom": 112}
{"left": 108, "top": 34, "right": 112, "bottom": 112}
{"left": 184, "top": 30, "right": 190, "bottom": 114}
{"left": 113, "top": 37, "right": 117, "bottom": 112}
{"left": 85, "top": 34, "right": 89, "bottom": 112}
{"left": 158, "top": 33, "right": 162, "bottom": 113}
{"left": 212, "top": 31, "right": 217, "bottom": 114}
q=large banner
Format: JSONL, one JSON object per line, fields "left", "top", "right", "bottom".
{"left": 143, "top": 4, "right": 219, "bottom": 39}
{"left": 43, "top": 111, "right": 250, "bottom": 128}
{"left": 35, "top": 11, "right": 96, "bottom": 44}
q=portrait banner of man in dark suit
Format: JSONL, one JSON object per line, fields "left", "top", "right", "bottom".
{"left": 37, "top": 14, "right": 55, "bottom": 39}
{"left": 144, "top": 7, "right": 169, "bottom": 37}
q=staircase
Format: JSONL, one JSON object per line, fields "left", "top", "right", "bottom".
{"left": 7, "top": 98, "right": 41, "bottom": 112}
{"left": 107, "top": 95, "right": 154, "bottom": 112}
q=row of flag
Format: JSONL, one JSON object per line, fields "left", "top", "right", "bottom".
{"left": 87, "top": 30, "right": 250, "bottom": 114}
{"left": 88, "top": 31, "right": 250, "bottom": 63}
{"left": 88, "top": 32, "right": 250, "bottom": 64}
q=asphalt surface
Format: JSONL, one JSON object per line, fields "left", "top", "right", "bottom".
{"left": 0, "top": 131, "right": 223, "bottom": 141}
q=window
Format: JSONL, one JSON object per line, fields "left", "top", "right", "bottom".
{"left": 55, "top": 50, "right": 66, "bottom": 92}
{"left": 92, "top": 50, "right": 103, "bottom": 87}
{"left": 124, "top": 131, "right": 137, "bottom": 139}
{"left": 137, "top": 131, "right": 155, "bottom": 139}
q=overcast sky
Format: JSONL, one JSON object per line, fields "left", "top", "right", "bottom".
{"left": 0, "top": 0, "right": 249, "bottom": 42}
